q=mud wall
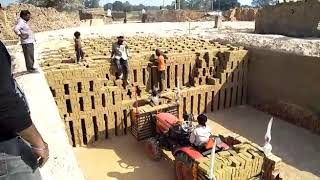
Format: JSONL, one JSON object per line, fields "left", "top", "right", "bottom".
{"left": 247, "top": 48, "right": 320, "bottom": 133}
{"left": 146, "top": 10, "right": 207, "bottom": 22}
{"left": 223, "top": 8, "right": 258, "bottom": 21}
{"left": 41, "top": 37, "right": 249, "bottom": 146}
{"left": 255, "top": 0, "right": 320, "bottom": 37}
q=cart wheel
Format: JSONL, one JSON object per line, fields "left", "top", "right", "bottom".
{"left": 175, "top": 153, "right": 195, "bottom": 180}
{"left": 145, "top": 137, "right": 162, "bottom": 161}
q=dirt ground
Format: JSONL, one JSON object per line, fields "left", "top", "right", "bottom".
{"left": 74, "top": 135, "right": 175, "bottom": 180}
{"left": 208, "top": 106, "right": 320, "bottom": 180}
{"left": 74, "top": 106, "right": 320, "bottom": 180}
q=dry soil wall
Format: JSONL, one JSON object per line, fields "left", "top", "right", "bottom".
{"left": 247, "top": 48, "right": 320, "bottom": 133}
{"left": 255, "top": 0, "right": 320, "bottom": 37}
{"left": 0, "top": 3, "right": 80, "bottom": 40}
{"left": 223, "top": 8, "right": 258, "bottom": 21}
{"left": 146, "top": 10, "right": 207, "bottom": 22}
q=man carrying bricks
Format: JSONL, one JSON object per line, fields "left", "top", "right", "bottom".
{"left": 111, "top": 36, "right": 130, "bottom": 84}
{"left": 155, "top": 49, "right": 165, "bottom": 92}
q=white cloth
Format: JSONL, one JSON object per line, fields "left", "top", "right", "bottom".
{"left": 149, "top": 95, "right": 159, "bottom": 106}
{"left": 112, "top": 42, "right": 129, "bottom": 60}
{"left": 189, "top": 125, "right": 212, "bottom": 146}
{"left": 14, "top": 18, "right": 35, "bottom": 44}
{"left": 142, "top": 9, "right": 146, "bottom": 14}
{"left": 118, "top": 45, "right": 128, "bottom": 60}
{"left": 107, "top": 9, "right": 112, "bottom": 17}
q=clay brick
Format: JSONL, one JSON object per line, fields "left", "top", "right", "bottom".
{"left": 42, "top": 37, "right": 249, "bottom": 147}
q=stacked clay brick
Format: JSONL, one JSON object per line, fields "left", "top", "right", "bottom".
{"left": 131, "top": 103, "right": 179, "bottom": 140}
{"left": 197, "top": 134, "right": 282, "bottom": 180}
{"left": 41, "top": 37, "right": 249, "bottom": 147}
{"left": 197, "top": 143, "right": 264, "bottom": 180}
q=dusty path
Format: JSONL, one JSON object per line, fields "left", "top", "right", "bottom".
{"left": 74, "top": 106, "right": 320, "bottom": 180}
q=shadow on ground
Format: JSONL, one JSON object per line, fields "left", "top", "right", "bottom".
{"left": 207, "top": 105, "right": 320, "bottom": 179}
{"left": 74, "top": 135, "right": 175, "bottom": 180}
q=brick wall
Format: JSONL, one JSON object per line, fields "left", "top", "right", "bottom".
{"left": 41, "top": 37, "right": 249, "bottom": 147}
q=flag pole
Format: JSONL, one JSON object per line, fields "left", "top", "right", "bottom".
{"left": 209, "top": 139, "right": 216, "bottom": 180}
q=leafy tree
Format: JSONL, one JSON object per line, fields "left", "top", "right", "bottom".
{"left": 112, "top": 1, "right": 124, "bottom": 11}
{"left": 123, "top": 1, "right": 132, "bottom": 12}
{"left": 251, "top": 0, "right": 276, "bottom": 7}
{"left": 103, "top": 3, "right": 112, "bottom": 11}
{"left": 84, "top": 0, "right": 100, "bottom": 8}
{"left": 172, "top": 0, "right": 239, "bottom": 11}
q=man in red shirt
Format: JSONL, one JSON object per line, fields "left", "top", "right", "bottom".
{"left": 155, "top": 49, "right": 165, "bottom": 92}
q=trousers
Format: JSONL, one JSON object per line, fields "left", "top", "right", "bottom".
{"left": 0, "top": 138, "right": 41, "bottom": 180}
{"left": 114, "top": 58, "right": 129, "bottom": 81}
{"left": 158, "top": 71, "right": 165, "bottom": 91}
{"left": 76, "top": 48, "right": 84, "bottom": 63}
{"left": 21, "top": 43, "right": 35, "bottom": 71}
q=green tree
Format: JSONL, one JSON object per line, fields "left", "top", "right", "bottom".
{"left": 123, "top": 1, "right": 132, "bottom": 12}
{"left": 251, "top": 0, "right": 276, "bottom": 7}
{"left": 103, "top": 3, "right": 112, "bottom": 11}
{"left": 112, "top": 1, "right": 124, "bottom": 11}
{"left": 84, "top": 0, "right": 100, "bottom": 8}
{"left": 172, "top": 0, "right": 239, "bottom": 10}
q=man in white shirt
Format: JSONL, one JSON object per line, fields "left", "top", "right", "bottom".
{"left": 107, "top": 9, "right": 112, "bottom": 17}
{"left": 189, "top": 114, "right": 212, "bottom": 147}
{"left": 14, "top": 10, "right": 36, "bottom": 73}
{"left": 111, "top": 36, "right": 130, "bottom": 83}
{"left": 141, "top": 9, "right": 147, "bottom": 23}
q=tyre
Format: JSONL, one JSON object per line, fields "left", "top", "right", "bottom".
{"left": 175, "top": 152, "right": 196, "bottom": 180}
{"left": 145, "top": 137, "right": 162, "bottom": 161}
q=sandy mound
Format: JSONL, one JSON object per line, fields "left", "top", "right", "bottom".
{"left": 0, "top": 3, "right": 80, "bottom": 40}
{"left": 146, "top": 10, "right": 207, "bottom": 22}
{"left": 223, "top": 8, "right": 258, "bottom": 21}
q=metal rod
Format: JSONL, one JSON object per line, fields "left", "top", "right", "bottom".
{"left": 212, "top": 0, "right": 214, "bottom": 11}
{"left": 209, "top": 139, "right": 216, "bottom": 180}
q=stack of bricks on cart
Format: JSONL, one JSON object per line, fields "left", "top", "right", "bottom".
{"left": 197, "top": 133, "right": 282, "bottom": 180}
{"left": 41, "top": 37, "right": 249, "bottom": 147}
{"left": 131, "top": 103, "right": 179, "bottom": 141}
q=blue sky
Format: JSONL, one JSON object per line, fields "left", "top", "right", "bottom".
{"left": 1, "top": 0, "right": 252, "bottom": 7}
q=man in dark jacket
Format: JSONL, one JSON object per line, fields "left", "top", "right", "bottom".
{"left": 0, "top": 41, "right": 48, "bottom": 179}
